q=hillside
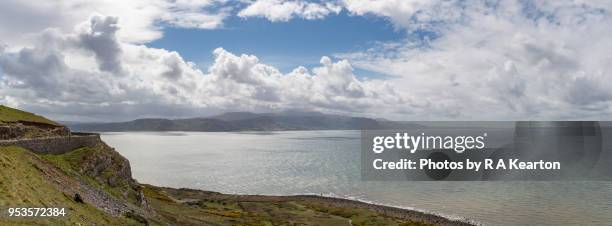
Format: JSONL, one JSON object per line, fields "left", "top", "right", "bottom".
{"left": 0, "top": 105, "right": 59, "bottom": 126}
{"left": 0, "top": 146, "right": 146, "bottom": 225}
{"left": 0, "top": 107, "right": 470, "bottom": 225}
{"left": 68, "top": 111, "right": 384, "bottom": 132}
{"left": 0, "top": 105, "right": 69, "bottom": 139}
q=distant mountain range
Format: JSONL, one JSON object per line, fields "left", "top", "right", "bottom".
{"left": 67, "top": 111, "right": 396, "bottom": 132}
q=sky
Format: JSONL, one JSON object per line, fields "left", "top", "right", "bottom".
{"left": 1, "top": 0, "right": 612, "bottom": 121}
{"left": 149, "top": 11, "right": 404, "bottom": 74}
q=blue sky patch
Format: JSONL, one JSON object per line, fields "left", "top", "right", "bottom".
{"left": 149, "top": 12, "right": 404, "bottom": 75}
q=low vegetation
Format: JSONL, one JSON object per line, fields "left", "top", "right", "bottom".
{"left": 0, "top": 105, "right": 59, "bottom": 126}
{"left": 0, "top": 146, "right": 140, "bottom": 225}
{"left": 41, "top": 144, "right": 143, "bottom": 208}
{"left": 143, "top": 185, "right": 439, "bottom": 225}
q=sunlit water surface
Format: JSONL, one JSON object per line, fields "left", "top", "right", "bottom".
{"left": 101, "top": 131, "right": 612, "bottom": 225}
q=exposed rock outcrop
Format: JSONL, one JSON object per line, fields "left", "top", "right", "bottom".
{"left": 0, "top": 122, "right": 69, "bottom": 140}
{"left": 70, "top": 141, "right": 154, "bottom": 218}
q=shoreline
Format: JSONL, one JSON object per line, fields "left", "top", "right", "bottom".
{"left": 201, "top": 190, "right": 475, "bottom": 224}
{"left": 151, "top": 185, "right": 476, "bottom": 226}
{"left": 307, "top": 193, "right": 477, "bottom": 224}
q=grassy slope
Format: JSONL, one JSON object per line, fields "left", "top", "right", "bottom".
{"left": 0, "top": 146, "right": 140, "bottom": 225}
{"left": 42, "top": 145, "right": 142, "bottom": 208}
{"left": 0, "top": 105, "right": 60, "bottom": 126}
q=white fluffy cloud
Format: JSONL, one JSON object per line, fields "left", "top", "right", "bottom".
{"left": 0, "top": 14, "right": 397, "bottom": 121}
{"left": 0, "top": 0, "right": 229, "bottom": 46}
{"left": 337, "top": 0, "right": 612, "bottom": 120}
{"left": 238, "top": 0, "right": 342, "bottom": 21}
{"left": 238, "top": 0, "right": 454, "bottom": 28}
{"left": 237, "top": 0, "right": 612, "bottom": 119}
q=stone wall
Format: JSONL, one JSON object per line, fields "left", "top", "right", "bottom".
{"left": 0, "top": 133, "right": 101, "bottom": 154}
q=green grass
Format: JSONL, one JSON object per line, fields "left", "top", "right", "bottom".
{"left": 41, "top": 147, "right": 107, "bottom": 194}
{"left": 0, "top": 105, "right": 60, "bottom": 126}
{"left": 0, "top": 146, "right": 140, "bottom": 225}
{"left": 142, "top": 185, "right": 435, "bottom": 226}
{"left": 42, "top": 147, "right": 93, "bottom": 172}
{"left": 41, "top": 146, "right": 142, "bottom": 208}
{"left": 299, "top": 201, "right": 437, "bottom": 226}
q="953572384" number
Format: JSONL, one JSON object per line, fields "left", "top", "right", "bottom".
{"left": 7, "top": 207, "right": 66, "bottom": 217}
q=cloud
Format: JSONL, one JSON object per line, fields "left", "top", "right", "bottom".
{"left": 238, "top": 0, "right": 342, "bottom": 21}
{"left": 0, "top": 0, "right": 229, "bottom": 45}
{"left": 2, "top": 0, "right": 612, "bottom": 121}
{"left": 342, "top": 0, "right": 434, "bottom": 29}
{"left": 238, "top": 0, "right": 457, "bottom": 29}
{"left": 336, "top": 0, "right": 612, "bottom": 120}
{"left": 71, "top": 15, "right": 125, "bottom": 74}
{"left": 0, "top": 15, "right": 398, "bottom": 121}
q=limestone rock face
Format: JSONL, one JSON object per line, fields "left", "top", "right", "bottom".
{"left": 0, "top": 122, "right": 70, "bottom": 140}
{"left": 78, "top": 142, "right": 137, "bottom": 191}
{"left": 0, "top": 124, "right": 26, "bottom": 139}
{"left": 77, "top": 142, "right": 154, "bottom": 212}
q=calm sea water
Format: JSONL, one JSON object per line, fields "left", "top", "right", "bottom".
{"left": 101, "top": 131, "right": 612, "bottom": 226}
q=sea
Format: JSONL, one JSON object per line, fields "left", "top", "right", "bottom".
{"left": 101, "top": 131, "right": 612, "bottom": 226}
